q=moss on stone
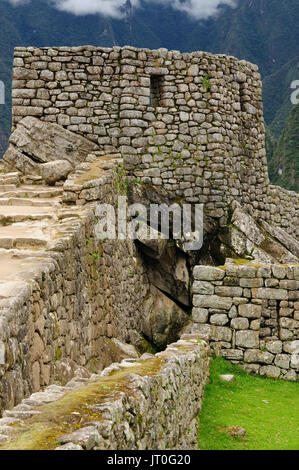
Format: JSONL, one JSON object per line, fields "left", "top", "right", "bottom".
{"left": 0, "top": 357, "right": 165, "bottom": 451}
{"left": 55, "top": 347, "right": 62, "bottom": 361}
{"left": 75, "top": 161, "right": 105, "bottom": 186}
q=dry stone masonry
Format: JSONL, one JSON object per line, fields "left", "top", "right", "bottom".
{"left": 192, "top": 262, "right": 299, "bottom": 380}
{"left": 0, "top": 337, "right": 210, "bottom": 450}
{"left": 8, "top": 45, "right": 298, "bottom": 237}
{"left": 0, "top": 44, "right": 298, "bottom": 449}
{"left": 0, "top": 149, "right": 191, "bottom": 415}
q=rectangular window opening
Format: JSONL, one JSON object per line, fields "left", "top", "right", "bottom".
{"left": 150, "top": 75, "right": 163, "bottom": 108}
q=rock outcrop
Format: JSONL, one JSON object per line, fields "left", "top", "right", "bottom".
{"left": 3, "top": 117, "right": 99, "bottom": 183}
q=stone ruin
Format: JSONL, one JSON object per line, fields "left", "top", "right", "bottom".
{"left": 0, "top": 45, "right": 297, "bottom": 450}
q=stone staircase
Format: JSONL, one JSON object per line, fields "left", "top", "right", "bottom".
{"left": 0, "top": 149, "right": 123, "bottom": 291}
{"left": 0, "top": 167, "right": 83, "bottom": 285}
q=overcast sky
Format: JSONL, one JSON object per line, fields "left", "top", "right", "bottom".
{"left": 5, "top": 0, "right": 238, "bottom": 20}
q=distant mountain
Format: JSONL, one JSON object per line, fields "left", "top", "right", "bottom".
{"left": 268, "top": 104, "right": 299, "bottom": 192}
{"left": 0, "top": 0, "right": 298, "bottom": 190}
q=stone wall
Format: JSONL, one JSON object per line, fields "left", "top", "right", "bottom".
{"left": 267, "top": 185, "right": 299, "bottom": 239}
{"left": 0, "top": 337, "right": 210, "bottom": 450}
{"left": 11, "top": 45, "right": 271, "bottom": 225}
{"left": 192, "top": 263, "right": 299, "bottom": 380}
{"left": 11, "top": 45, "right": 299, "bottom": 238}
{"left": 0, "top": 179, "right": 150, "bottom": 413}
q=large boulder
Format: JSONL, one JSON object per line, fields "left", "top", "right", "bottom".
{"left": 3, "top": 117, "right": 98, "bottom": 175}
{"left": 143, "top": 247, "right": 191, "bottom": 307}
{"left": 40, "top": 160, "right": 73, "bottom": 185}
{"left": 218, "top": 202, "right": 299, "bottom": 264}
{"left": 142, "top": 285, "right": 190, "bottom": 350}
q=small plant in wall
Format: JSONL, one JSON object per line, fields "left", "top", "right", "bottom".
{"left": 132, "top": 178, "right": 144, "bottom": 185}
{"left": 201, "top": 76, "right": 212, "bottom": 90}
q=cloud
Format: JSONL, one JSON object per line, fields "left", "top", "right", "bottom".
{"left": 160, "top": 0, "right": 238, "bottom": 20}
{"left": 5, "top": 0, "right": 238, "bottom": 20}
{"left": 5, "top": 0, "right": 30, "bottom": 5}
{"left": 52, "top": 0, "right": 140, "bottom": 19}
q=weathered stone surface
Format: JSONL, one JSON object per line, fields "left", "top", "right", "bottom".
{"left": 210, "top": 314, "right": 229, "bottom": 326}
{"left": 266, "top": 341, "right": 282, "bottom": 354}
{"left": 231, "top": 318, "right": 249, "bottom": 330}
{"left": 252, "top": 288, "right": 288, "bottom": 300}
{"left": 221, "top": 349, "right": 244, "bottom": 360}
{"left": 236, "top": 331, "right": 259, "bottom": 348}
{"left": 210, "top": 326, "right": 232, "bottom": 342}
{"left": 259, "top": 365, "right": 281, "bottom": 379}
{"left": 136, "top": 228, "right": 168, "bottom": 259}
{"left": 193, "top": 266, "right": 225, "bottom": 281}
{"left": 274, "top": 354, "right": 290, "bottom": 369}
{"left": 259, "top": 220, "right": 299, "bottom": 259}
{"left": 0, "top": 338, "right": 210, "bottom": 451}
{"left": 219, "top": 374, "right": 235, "bottom": 383}
{"left": 39, "top": 160, "right": 73, "bottom": 184}
{"left": 239, "top": 304, "right": 262, "bottom": 319}
{"left": 226, "top": 426, "right": 246, "bottom": 437}
{"left": 4, "top": 116, "right": 98, "bottom": 172}
{"left": 55, "top": 443, "right": 83, "bottom": 450}
{"left": 111, "top": 339, "right": 139, "bottom": 359}
{"left": 143, "top": 245, "right": 190, "bottom": 307}
{"left": 222, "top": 204, "right": 298, "bottom": 264}
{"left": 192, "top": 308, "right": 209, "bottom": 323}
{"left": 193, "top": 280, "right": 214, "bottom": 295}
{"left": 193, "top": 295, "right": 232, "bottom": 310}
{"left": 244, "top": 349, "right": 274, "bottom": 364}
{"left": 58, "top": 426, "right": 100, "bottom": 450}
{"left": 142, "top": 285, "right": 189, "bottom": 349}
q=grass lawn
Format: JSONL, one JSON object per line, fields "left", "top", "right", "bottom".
{"left": 198, "top": 357, "right": 299, "bottom": 450}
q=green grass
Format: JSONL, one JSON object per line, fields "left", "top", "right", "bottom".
{"left": 198, "top": 357, "right": 299, "bottom": 450}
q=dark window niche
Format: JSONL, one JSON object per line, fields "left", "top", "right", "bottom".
{"left": 150, "top": 75, "right": 163, "bottom": 108}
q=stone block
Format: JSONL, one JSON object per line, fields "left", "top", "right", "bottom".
{"left": 215, "top": 286, "right": 243, "bottom": 297}
{"left": 274, "top": 354, "right": 290, "bottom": 369}
{"left": 221, "top": 349, "right": 243, "bottom": 361}
{"left": 244, "top": 349, "right": 274, "bottom": 364}
{"left": 210, "top": 326, "right": 232, "bottom": 342}
{"left": 259, "top": 365, "right": 281, "bottom": 379}
{"left": 210, "top": 314, "right": 229, "bottom": 326}
{"left": 266, "top": 340, "right": 282, "bottom": 354}
{"left": 239, "top": 303, "right": 262, "bottom": 319}
{"left": 192, "top": 281, "right": 214, "bottom": 295}
{"left": 252, "top": 288, "right": 288, "bottom": 300}
{"left": 231, "top": 318, "right": 249, "bottom": 330}
{"left": 236, "top": 330, "right": 259, "bottom": 348}
{"left": 192, "top": 308, "right": 209, "bottom": 323}
{"left": 193, "top": 295, "right": 232, "bottom": 310}
{"left": 193, "top": 266, "right": 225, "bottom": 281}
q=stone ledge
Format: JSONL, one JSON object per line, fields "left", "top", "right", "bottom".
{"left": 0, "top": 337, "right": 210, "bottom": 451}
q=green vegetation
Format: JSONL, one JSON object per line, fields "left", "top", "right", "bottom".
{"left": 201, "top": 76, "right": 212, "bottom": 90}
{"left": 0, "top": 357, "right": 165, "bottom": 451}
{"left": 267, "top": 104, "right": 299, "bottom": 192}
{"left": 198, "top": 357, "right": 299, "bottom": 450}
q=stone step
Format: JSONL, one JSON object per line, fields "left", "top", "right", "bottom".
{"left": 0, "top": 177, "right": 19, "bottom": 185}
{"left": 0, "top": 172, "right": 21, "bottom": 187}
{"left": 0, "top": 206, "right": 55, "bottom": 225}
{"left": 0, "top": 185, "right": 17, "bottom": 193}
{"left": 0, "top": 257, "right": 34, "bottom": 282}
{"left": 0, "top": 220, "right": 50, "bottom": 250}
{"left": 0, "top": 237, "right": 48, "bottom": 250}
{"left": 0, "top": 188, "right": 63, "bottom": 199}
{"left": 0, "top": 251, "right": 55, "bottom": 282}
{"left": 0, "top": 198, "right": 58, "bottom": 207}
